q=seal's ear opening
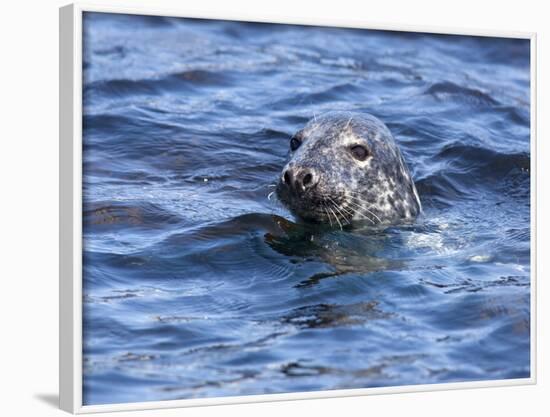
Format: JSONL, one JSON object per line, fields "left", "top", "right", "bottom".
{"left": 350, "top": 144, "right": 370, "bottom": 161}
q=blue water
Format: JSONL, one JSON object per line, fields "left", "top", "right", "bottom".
{"left": 82, "top": 12, "right": 531, "bottom": 405}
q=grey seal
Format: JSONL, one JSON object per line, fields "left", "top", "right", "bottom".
{"left": 275, "top": 111, "right": 421, "bottom": 227}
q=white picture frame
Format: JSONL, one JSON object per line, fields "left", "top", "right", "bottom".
{"left": 59, "top": 2, "right": 537, "bottom": 413}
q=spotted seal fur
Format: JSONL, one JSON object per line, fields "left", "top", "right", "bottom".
{"left": 276, "top": 111, "right": 421, "bottom": 227}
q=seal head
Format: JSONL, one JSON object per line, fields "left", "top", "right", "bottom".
{"left": 276, "top": 111, "right": 421, "bottom": 227}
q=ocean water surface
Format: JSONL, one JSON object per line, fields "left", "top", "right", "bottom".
{"left": 82, "top": 12, "right": 531, "bottom": 405}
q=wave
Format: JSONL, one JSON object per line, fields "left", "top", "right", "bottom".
{"left": 84, "top": 201, "right": 183, "bottom": 230}
{"left": 269, "top": 82, "right": 362, "bottom": 110}
{"left": 434, "top": 142, "right": 530, "bottom": 177}
{"left": 415, "top": 143, "right": 530, "bottom": 204}
{"left": 84, "top": 69, "right": 235, "bottom": 99}
{"left": 83, "top": 113, "right": 180, "bottom": 138}
{"left": 424, "top": 81, "right": 499, "bottom": 106}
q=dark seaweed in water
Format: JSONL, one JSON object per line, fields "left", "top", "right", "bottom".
{"left": 82, "top": 12, "right": 531, "bottom": 405}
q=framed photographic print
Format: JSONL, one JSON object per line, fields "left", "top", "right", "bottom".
{"left": 59, "top": 2, "right": 536, "bottom": 413}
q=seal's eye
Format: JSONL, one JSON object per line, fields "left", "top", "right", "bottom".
{"left": 350, "top": 145, "right": 370, "bottom": 161}
{"left": 290, "top": 136, "right": 302, "bottom": 151}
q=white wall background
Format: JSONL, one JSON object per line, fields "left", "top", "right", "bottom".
{"left": 0, "top": 0, "right": 546, "bottom": 415}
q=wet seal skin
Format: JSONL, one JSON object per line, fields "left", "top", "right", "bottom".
{"left": 276, "top": 111, "right": 421, "bottom": 228}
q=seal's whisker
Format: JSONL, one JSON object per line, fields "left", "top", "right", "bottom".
{"left": 351, "top": 204, "right": 381, "bottom": 224}
{"left": 267, "top": 189, "right": 281, "bottom": 212}
{"left": 332, "top": 204, "right": 349, "bottom": 225}
{"left": 344, "top": 199, "right": 376, "bottom": 224}
{"left": 362, "top": 208, "right": 382, "bottom": 224}
{"left": 353, "top": 211, "right": 376, "bottom": 224}
{"left": 322, "top": 202, "right": 333, "bottom": 228}
{"left": 346, "top": 196, "right": 382, "bottom": 223}
{"left": 350, "top": 204, "right": 379, "bottom": 225}
{"left": 349, "top": 209, "right": 375, "bottom": 225}
{"left": 338, "top": 205, "right": 355, "bottom": 222}
{"left": 327, "top": 196, "right": 351, "bottom": 225}
{"left": 326, "top": 204, "right": 343, "bottom": 230}
{"left": 344, "top": 116, "right": 353, "bottom": 130}
{"left": 357, "top": 205, "right": 382, "bottom": 224}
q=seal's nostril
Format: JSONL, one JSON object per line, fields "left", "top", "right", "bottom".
{"left": 283, "top": 170, "right": 292, "bottom": 185}
{"left": 302, "top": 173, "right": 313, "bottom": 187}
